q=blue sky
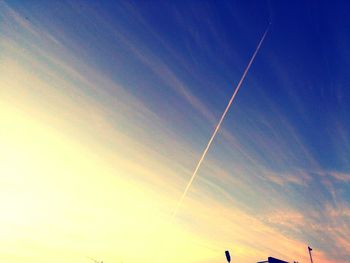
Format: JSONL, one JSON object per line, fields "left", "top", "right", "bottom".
{"left": 1, "top": 1, "right": 350, "bottom": 262}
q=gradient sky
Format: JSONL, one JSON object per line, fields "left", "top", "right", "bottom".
{"left": 1, "top": 1, "right": 350, "bottom": 263}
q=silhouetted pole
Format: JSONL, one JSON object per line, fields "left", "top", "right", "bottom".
{"left": 308, "top": 246, "right": 314, "bottom": 263}
{"left": 225, "top": 250, "right": 231, "bottom": 263}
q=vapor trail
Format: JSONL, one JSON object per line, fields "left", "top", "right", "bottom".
{"left": 172, "top": 24, "right": 270, "bottom": 218}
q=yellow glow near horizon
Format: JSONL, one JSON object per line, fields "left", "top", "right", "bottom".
{"left": 0, "top": 56, "right": 221, "bottom": 263}
{"left": 0, "top": 88, "right": 326, "bottom": 263}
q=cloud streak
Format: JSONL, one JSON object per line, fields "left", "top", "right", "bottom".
{"left": 172, "top": 24, "right": 270, "bottom": 218}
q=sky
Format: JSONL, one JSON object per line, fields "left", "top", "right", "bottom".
{"left": 1, "top": 1, "right": 350, "bottom": 262}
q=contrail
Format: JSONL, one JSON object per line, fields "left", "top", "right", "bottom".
{"left": 171, "top": 24, "right": 270, "bottom": 218}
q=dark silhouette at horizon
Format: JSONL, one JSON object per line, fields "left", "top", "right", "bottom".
{"left": 257, "top": 256, "right": 289, "bottom": 263}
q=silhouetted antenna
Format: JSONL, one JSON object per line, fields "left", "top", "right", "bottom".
{"left": 225, "top": 250, "right": 231, "bottom": 263}
{"left": 308, "top": 246, "right": 314, "bottom": 263}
